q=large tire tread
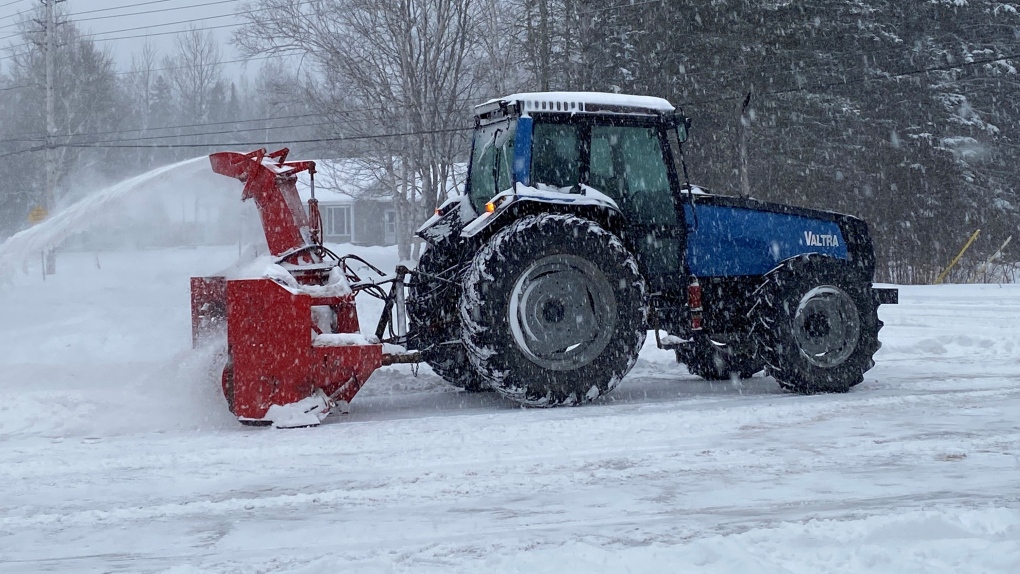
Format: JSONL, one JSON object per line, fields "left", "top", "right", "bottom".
{"left": 460, "top": 214, "right": 646, "bottom": 407}
{"left": 751, "top": 254, "right": 882, "bottom": 394}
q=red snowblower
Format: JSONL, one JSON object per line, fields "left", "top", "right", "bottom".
{"left": 190, "top": 148, "right": 416, "bottom": 428}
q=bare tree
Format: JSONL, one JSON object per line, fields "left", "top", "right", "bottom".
{"left": 236, "top": 0, "right": 500, "bottom": 259}
{"left": 2, "top": 8, "right": 121, "bottom": 209}
{"left": 163, "top": 26, "right": 225, "bottom": 123}
{"left": 124, "top": 42, "right": 161, "bottom": 168}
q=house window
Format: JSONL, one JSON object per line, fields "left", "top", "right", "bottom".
{"left": 384, "top": 209, "right": 397, "bottom": 244}
{"left": 324, "top": 205, "right": 351, "bottom": 241}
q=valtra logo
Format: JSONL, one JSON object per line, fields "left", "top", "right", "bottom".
{"left": 803, "top": 230, "right": 840, "bottom": 247}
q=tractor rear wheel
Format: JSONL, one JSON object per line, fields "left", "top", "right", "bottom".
{"left": 677, "top": 336, "right": 762, "bottom": 380}
{"left": 460, "top": 214, "right": 647, "bottom": 407}
{"left": 752, "top": 255, "right": 882, "bottom": 393}
{"left": 407, "top": 242, "right": 488, "bottom": 392}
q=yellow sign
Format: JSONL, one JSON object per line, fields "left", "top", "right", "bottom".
{"left": 28, "top": 205, "right": 48, "bottom": 224}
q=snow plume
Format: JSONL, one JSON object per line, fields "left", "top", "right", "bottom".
{"left": 0, "top": 156, "right": 225, "bottom": 279}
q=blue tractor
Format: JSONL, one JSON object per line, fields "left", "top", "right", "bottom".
{"left": 408, "top": 92, "right": 898, "bottom": 406}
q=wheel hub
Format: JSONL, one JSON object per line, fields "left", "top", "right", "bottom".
{"left": 793, "top": 285, "right": 861, "bottom": 368}
{"left": 508, "top": 254, "right": 617, "bottom": 371}
{"left": 542, "top": 300, "right": 566, "bottom": 323}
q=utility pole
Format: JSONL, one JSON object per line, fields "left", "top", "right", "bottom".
{"left": 44, "top": 0, "right": 60, "bottom": 211}
{"left": 538, "top": 0, "right": 549, "bottom": 91}
{"left": 738, "top": 90, "right": 752, "bottom": 199}
{"left": 42, "top": 0, "right": 64, "bottom": 275}
{"left": 577, "top": 0, "right": 593, "bottom": 90}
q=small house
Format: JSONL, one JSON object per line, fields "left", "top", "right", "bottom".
{"left": 295, "top": 159, "right": 398, "bottom": 247}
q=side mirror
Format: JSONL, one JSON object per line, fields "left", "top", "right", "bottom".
{"left": 670, "top": 115, "right": 693, "bottom": 143}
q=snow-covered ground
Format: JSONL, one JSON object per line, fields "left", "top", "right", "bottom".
{"left": 1, "top": 245, "right": 1018, "bottom": 573}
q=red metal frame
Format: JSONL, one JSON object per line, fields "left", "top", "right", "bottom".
{"left": 225, "top": 278, "right": 381, "bottom": 420}
{"left": 208, "top": 148, "right": 319, "bottom": 260}
{"left": 191, "top": 148, "right": 386, "bottom": 426}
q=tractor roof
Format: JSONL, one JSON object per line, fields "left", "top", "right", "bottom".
{"left": 476, "top": 92, "right": 675, "bottom": 120}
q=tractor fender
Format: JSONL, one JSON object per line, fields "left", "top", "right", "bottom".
{"left": 416, "top": 194, "right": 475, "bottom": 246}
{"left": 460, "top": 184, "right": 626, "bottom": 242}
{"left": 760, "top": 253, "right": 895, "bottom": 305}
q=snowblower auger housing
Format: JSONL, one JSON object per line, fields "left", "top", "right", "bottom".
{"left": 190, "top": 148, "right": 415, "bottom": 428}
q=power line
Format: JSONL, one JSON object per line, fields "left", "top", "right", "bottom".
{"left": 0, "top": 125, "right": 472, "bottom": 158}
{"left": 72, "top": 0, "right": 239, "bottom": 22}
{"left": 0, "top": 0, "right": 26, "bottom": 18}
{"left": 1, "top": 110, "right": 315, "bottom": 141}
{"left": 6, "top": 116, "right": 330, "bottom": 144}
{"left": 81, "top": 12, "right": 238, "bottom": 38}
{"left": 1, "top": 99, "right": 439, "bottom": 143}
{"left": 66, "top": 126, "right": 473, "bottom": 150}
{"left": 0, "top": 0, "right": 322, "bottom": 49}
{"left": 0, "top": 21, "right": 242, "bottom": 53}
{"left": 76, "top": 120, "right": 333, "bottom": 144}
{"left": 1, "top": 33, "right": 1015, "bottom": 153}
{"left": 3, "top": 48, "right": 1015, "bottom": 150}
{"left": 58, "top": 53, "right": 1020, "bottom": 147}
{"left": 579, "top": 0, "right": 664, "bottom": 16}
{"left": 2, "top": 0, "right": 297, "bottom": 32}
{"left": 121, "top": 52, "right": 303, "bottom": 75}
{"left": 92, "top": 24, "right": 242, "bottom": 44}
{"left": 680, "top": 51, "right": 1020, "bottom": 108}
{"left": 0, "top": 143, "right": 41, "bottom": 159}
{"left": 1, "top": 95, "right": 447, "bottom": 142}
{"left": 2, "top": 0, "right": 217, "bottom": 27}
{"left": 71, "top": 0, "right": 188, "bottom": 17}
{"left": 0, "top": 118, "right": 325, "bottom": 144}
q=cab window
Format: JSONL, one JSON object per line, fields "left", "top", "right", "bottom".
{"left": 589, "top": 125, "right": 674, "bottom": 226}
{"left": 531, "top": 122, "right": 579, "bottom": 190}
{"left": 469, "top": 123, "right": 515, "bottom": 213}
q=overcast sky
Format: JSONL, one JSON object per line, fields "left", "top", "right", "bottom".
{"left": 1, "top": 0, "right": 253, "bottom": 79}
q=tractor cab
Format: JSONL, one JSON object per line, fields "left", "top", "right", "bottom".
{"left": 464, "top": 92, "right": 694, "bottom": 292}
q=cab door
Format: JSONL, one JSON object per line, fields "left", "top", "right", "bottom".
{"left": 586, "top": 123, "right": 686, "bottom": 293}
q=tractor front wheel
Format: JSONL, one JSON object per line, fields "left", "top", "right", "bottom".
{"left": 460, "top": 214, "right": 646, "bottom": 407}
{"left": 753, "top": 255, "right": 882, "bottom": 393}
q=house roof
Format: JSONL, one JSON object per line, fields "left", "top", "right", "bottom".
{"left": 294, "top": 158, "right": 376, "bottom": 205}
{"left": 294, "top": 158, "right": 467, "bottom": 205}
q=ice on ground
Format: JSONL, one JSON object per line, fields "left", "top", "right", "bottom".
{"left": 1, "top": 245, "right": 1018, "bottom": 573}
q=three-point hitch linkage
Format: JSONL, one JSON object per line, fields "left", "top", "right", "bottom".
{"left": 190, "top": 148, "right": 417, "bottom": 428}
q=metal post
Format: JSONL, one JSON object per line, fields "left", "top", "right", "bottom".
{"left": 971, "top": 235, "right": 1012, "bottom": 283}
{"left": 738, "top": 91, "right": 752, "bottom": 199}
{"left": 935, "top": 228, "right": 981, "bottom": 284}
{"left": 394, "top": 267, "right": 407, "bottom": 339}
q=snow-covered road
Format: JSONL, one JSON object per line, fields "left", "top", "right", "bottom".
{"left": 1, "top": 247, "right": 1018, "bottom": 573}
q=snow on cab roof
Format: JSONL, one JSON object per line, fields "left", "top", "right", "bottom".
{"left": 479, "top": 92, "right": 675, "bottom": 116}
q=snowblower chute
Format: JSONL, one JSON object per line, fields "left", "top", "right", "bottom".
{"left": 191, "top": 148, "right": 415, "bottom": 428}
